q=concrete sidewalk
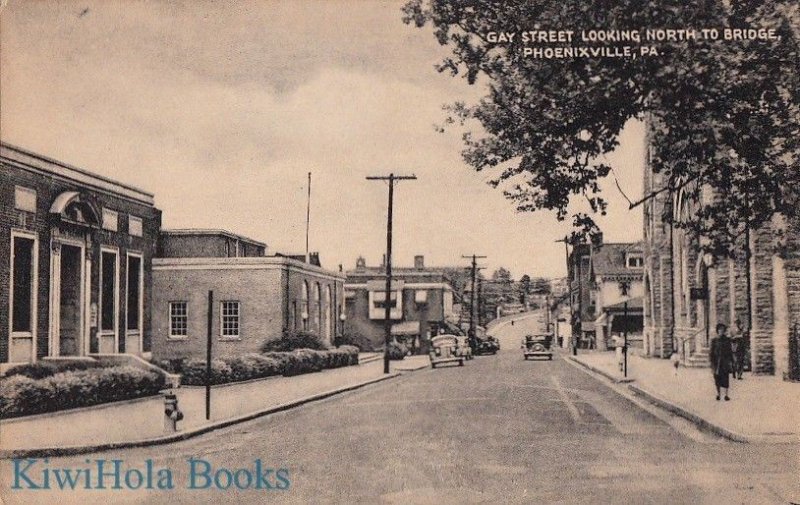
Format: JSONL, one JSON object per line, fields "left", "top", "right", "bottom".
{"left": 0, "top": 358, "right": 408, "bottom": 457}
{"left": 570, "top": 351, "right": 799, "bottom": 443}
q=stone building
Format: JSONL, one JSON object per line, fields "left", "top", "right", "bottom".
{"left": 1, "top": 143, "right": 161, "bottom": 370}
{"left": 344, "top": 255, "right": 455, "bottom": 353}
{"left": 151, "top": 230, "right": 345, "bottom": 361}
{"left": 642, "top": 139, "right": 800, "bottom": 376}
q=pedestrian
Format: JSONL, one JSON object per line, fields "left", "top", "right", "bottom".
{"left": 612, "top": 334, "right": 624, "bottom": 372}
{"left": 731, "top": 319, "right": 747, "bottom": 380}
{"left": 709, "top": 322, "right": 735, "bottom": 401}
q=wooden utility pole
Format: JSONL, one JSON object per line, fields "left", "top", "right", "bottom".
{"left": 462, "top": 254, "right": 487, "bottom": 351}
{"left": 366, "top": 173, "right": 417, "bottom": 374}
{"left": 305, "top": 172, "right": 311, "bottom": 263}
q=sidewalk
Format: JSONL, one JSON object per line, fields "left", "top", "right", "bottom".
{"left": 570, "top": 351, "right": 800, "bottom": 443}
{"left": 0, "top": 358, "right": 405, "bottom": 457}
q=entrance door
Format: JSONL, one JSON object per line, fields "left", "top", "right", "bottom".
{"left": 59, "top": 244, "right": 83, "bottom": 356}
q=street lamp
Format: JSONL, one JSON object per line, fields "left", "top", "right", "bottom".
{"left": 619, "top": 280, "right": 631, "bottom": 378}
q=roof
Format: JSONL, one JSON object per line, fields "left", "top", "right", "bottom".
{"left": 161, "top": 229, "right": 267, "bottom": 248}
{"left": 603, "top": 297, "right": 644, "bottom": 311}
{"left": 591, "top": 242, "right": 643, "bottom": 277}
{"left": 1, "top": 142, "right": 155, "bottom": 205}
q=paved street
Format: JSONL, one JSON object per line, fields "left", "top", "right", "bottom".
{"left": 2, "top": 313, "right": 796, "bottom": 505}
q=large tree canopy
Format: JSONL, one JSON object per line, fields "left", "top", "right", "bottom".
{"left": 403, "top": 0, "right": 799, "bottom": 254}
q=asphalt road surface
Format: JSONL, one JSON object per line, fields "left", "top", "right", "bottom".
{"left": 2, "top": 312, "right": 796, "bottom": 504}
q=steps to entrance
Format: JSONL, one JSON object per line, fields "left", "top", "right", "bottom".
{"left": 684, "top": 347, "right": 710, "bottom": 368}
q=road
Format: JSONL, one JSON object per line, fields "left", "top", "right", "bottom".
{"left": 1, "top": 312, "right": 796, "bottom": 504}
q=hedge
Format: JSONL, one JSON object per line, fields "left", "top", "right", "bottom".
{"left": 5, "top": 360, "right": 104, "bottom": 380}
{"left": 179, "top": 346, "right": 360, "bottom": 385}
{"left": 260, "top": 330, "right": 329, "bottom": 352}
{"left": 0, "top": 366, "right": 167, "bottom": 419}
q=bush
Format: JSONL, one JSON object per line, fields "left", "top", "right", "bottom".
{"left": 260, "top": 330, "right": 329, "bottom": 352}
{"left": 386, "top": 342, "right": 408, "bottom": 361}
{"left": 179, "top": 359, "right": 232, "bottom": 386}
{"left": 5, "top": 360, "right": 104, "bottom": 380}
{"left": 336, "top": 332, "right": 375, "bottom": 352}
{"left": 227, "top": 354, "right": 281, "bottom": 382}
{"left": 0, "top": 366, "right": 166, "bottom": 419}
{"left": 152, "top": 358, "right": 187, "bottom": 375}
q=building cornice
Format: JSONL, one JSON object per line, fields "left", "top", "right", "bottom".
{"left": 152, "top": 256, "right": 346, "bottom": 281}
{"left": 1, "top": 143, "right": 155, "bottom": 206}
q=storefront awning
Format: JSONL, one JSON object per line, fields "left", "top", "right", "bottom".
{"left": 391, "top": 321, "right": 420, "bottom": 336}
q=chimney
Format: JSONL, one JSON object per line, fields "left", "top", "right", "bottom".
{"left": 355, "top": 256, "right": 366, "bottom": 270}
{"left": 382, "top": 254, "right": 387, "bottom": 268}
{"left": 414, "top": 255, "right": 425, "bottom": 269}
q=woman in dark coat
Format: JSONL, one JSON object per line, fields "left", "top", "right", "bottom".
{"left": 709, "top": 323, "right": 735, "bottom": 401}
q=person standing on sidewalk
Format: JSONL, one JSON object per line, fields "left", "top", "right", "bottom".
{"left": 709, "top": 323, "right": 735, "bottom": 401}
{"left": 731, "top": 319, "right": 747, "bottom": 380}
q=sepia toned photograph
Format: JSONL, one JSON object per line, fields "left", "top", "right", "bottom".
{"left": 0, "top": 1, "right": 798, "bottom": 503}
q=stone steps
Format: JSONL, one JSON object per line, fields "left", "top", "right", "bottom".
{"left": 684, "top": 347, "right": 710, "bottom": 368}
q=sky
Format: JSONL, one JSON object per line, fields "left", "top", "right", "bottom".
{"left": 0, "top": 0, "right": 644, "bottom": 279}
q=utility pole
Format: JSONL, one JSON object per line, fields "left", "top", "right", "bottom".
{"left": 556, "top": 237, "right": 576, "bottom": 354}
{"left": 462, "top": 254, "right": 487, "bottom": 351}
{"left": 367, "top": 173, "right": 417, "bottom": 374}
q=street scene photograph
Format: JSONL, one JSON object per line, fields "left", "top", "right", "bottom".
{"left": 0, "top": 1, "right": 798, "bottom": 504}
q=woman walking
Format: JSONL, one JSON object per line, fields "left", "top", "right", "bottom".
{"left": 709, "top": 323, "right": 735, "bottom": 401}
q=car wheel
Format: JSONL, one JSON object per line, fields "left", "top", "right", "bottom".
{"left": 431, "top": 363, "right": 436, "bottom": 369}
{"left": 459, "top": 360, "right": 464, "bottom": 366}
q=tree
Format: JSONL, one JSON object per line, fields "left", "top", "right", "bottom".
{"left": 402, "top": 0, "right": 799, "bottom": 254}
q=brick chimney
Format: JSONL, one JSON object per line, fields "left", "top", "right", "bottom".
{"left": 414, "top": 255, "right": 425, "bottom": 269}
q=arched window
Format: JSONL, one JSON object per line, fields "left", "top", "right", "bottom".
{"left": 302, "top": 281, "right": 309, "bottom": 330}
{"left": 315, "top": 283, "right": 322, "bottom": 335}
{"left": 324, "top": 285, "right": 332, "bottom": 342}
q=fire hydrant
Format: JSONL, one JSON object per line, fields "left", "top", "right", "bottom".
{"left": 164, "top": 392, "right": 184, "bottom": 433}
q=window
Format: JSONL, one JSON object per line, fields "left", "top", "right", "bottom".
{"left": 128, "top": 215, "right": 143, "bottom": 237}
{"left": 126, "top": 255, "right": 142, "bottom": 331}
{"left": 221, "top": 301, "right": 240, "bottom": 338}
{"left": 627, "top": 255, "right": 644, "bottom": 268}
{"left": 169, "top": 302, "right": 188, "bottom": 338}
{"left": 11, "top": 236, "right": 35, "bottom": 332}
{"left": 14, "top": 186, "right": 36, "bottom": 212}
{"left": 102, "top": 209, "right": 119, "bottom": 231}
{"left": 100, "top": 251, "right": 118, "bottom": 332}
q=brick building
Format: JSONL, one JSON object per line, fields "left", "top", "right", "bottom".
{"left": 1, "top": 143, "right": 161, "bottom": 370}
{"left": 642, "top": 134, "right": 800, "bottom": 376}
{"left": 344, "top": 255, "right": 455, "bottom": 352}
{"left": 151, "top": 230, "right": 345, "bottom": 361}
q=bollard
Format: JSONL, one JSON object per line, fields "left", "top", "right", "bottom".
{"left": 163, "top": 392, "right": 184, "bottom": 433}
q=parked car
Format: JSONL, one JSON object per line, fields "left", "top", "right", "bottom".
{"left": 475, "top": 336, "right": 500, "bottom": 355}
{"left": 455, "top": 336, "right": 473, "bottom": 360}
{"left": 522, "top": 334, "right": 553, "bottom": 360}
{"left": 429, "top": 335, "right": 465, "bottom": 368}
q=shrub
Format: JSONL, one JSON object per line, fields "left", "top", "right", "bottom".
{"left": 5, "top": 360, "right": 103, "bottom": 380}
{"left": 179, "top": 359, "right": 232, "bottom": 386}
{"left": 152, "top": 358, "right": 187, "bottom": 375}
{"left": 0, "top": 366, "right": 166, "bottom": 419}
{"left": 336, "top": 332, "right": 375, "bottom": 352}
{"left": 260, "top": 329, "right": 329, "bottom": 352}
{"left": 227, "top": 354, "right": 281, "bottom": 382}
{"left": 386, "top": 342, "right": 408, "bottom": 361}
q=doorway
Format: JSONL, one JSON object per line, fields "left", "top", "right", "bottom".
{"left": 58, "top": 244, "right": 83, "bottom": 356}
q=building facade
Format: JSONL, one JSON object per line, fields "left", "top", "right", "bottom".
{"left": 1, "top": 143, "right": 161, "bottom": 369}
{"left": 344, "top": 255, "right": 455, "bottom": 352}
{"left": 568, "top": 238, "right": 644, "bottom": 349}
{"left": 642, "top": 136, "right": 800, "bottom": 376}
{"left": 151, "top": 231, "right": 345, "bottom": 361}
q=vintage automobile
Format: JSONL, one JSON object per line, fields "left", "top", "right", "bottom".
{"left": 429, "top": 335, "right": 465, "bottom": 368}
{"left": 475, "top": 335, "right": 500, "bottom": 355}
{"left": 455, "top": 336, "right": 474, "bottom": 360}
{"left": 522, "top": 333, "right": 553, "bottom": 360}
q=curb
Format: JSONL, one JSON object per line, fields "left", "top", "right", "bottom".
{"left": 568, "top": 356, "right": 799, "bottom": 444}
{"left": 0, "top": 373, "right": 401, "bottom": 459}
{"left": 626, "top": 384, "right": 751, "bottom": 443}
{"left": 567, "top": 355, "right": 635, "bottom": 384}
